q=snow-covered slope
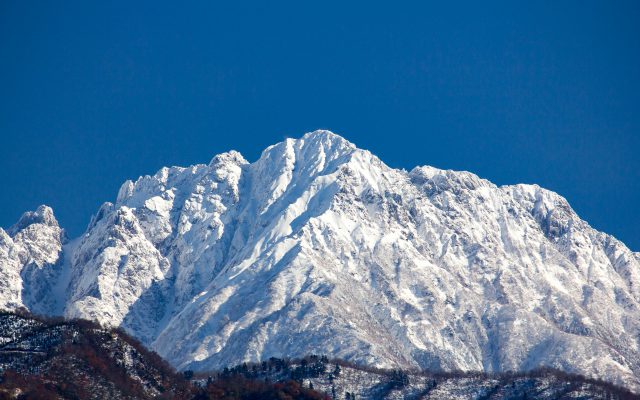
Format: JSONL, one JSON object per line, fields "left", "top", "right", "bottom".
{"left": 1, "top": 130, "right": 639, "bottom": 391}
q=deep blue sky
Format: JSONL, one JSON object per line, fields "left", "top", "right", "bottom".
{"left": 1, "top": 1, "right": 639, "bottom": 250}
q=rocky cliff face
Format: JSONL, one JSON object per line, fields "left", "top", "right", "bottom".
{"left": 1, "top": 131, "right": 639, "bottom": 391}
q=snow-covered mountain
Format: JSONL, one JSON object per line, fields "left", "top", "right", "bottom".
{"left": 1, "top": 130, "right": 639, "bottom": 391}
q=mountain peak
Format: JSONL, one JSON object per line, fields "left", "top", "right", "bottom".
{"left": 209, "top": 150, "right": 248, "bottom": 167}
{"left": 299, "top": 130, "right": 357, "bottom": 155}
{"left": 301, "top": 129, "right": 353, "bottom": 144}
{"left": 7, "top": 205, "right": 59, "bottom": 236}
{"left": 258, "top": 130, "right": 355, "bottom": 162}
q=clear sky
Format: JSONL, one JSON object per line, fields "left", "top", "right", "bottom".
{"left": 1, "top": 1, "right": 639, "bottom": 250}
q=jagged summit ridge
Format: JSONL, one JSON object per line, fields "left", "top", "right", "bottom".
{"left": 7, "top": 205, "right": 60, "bottom": 237}
{"left": 1, "top": 130, "right": 639, "bottom": 392}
